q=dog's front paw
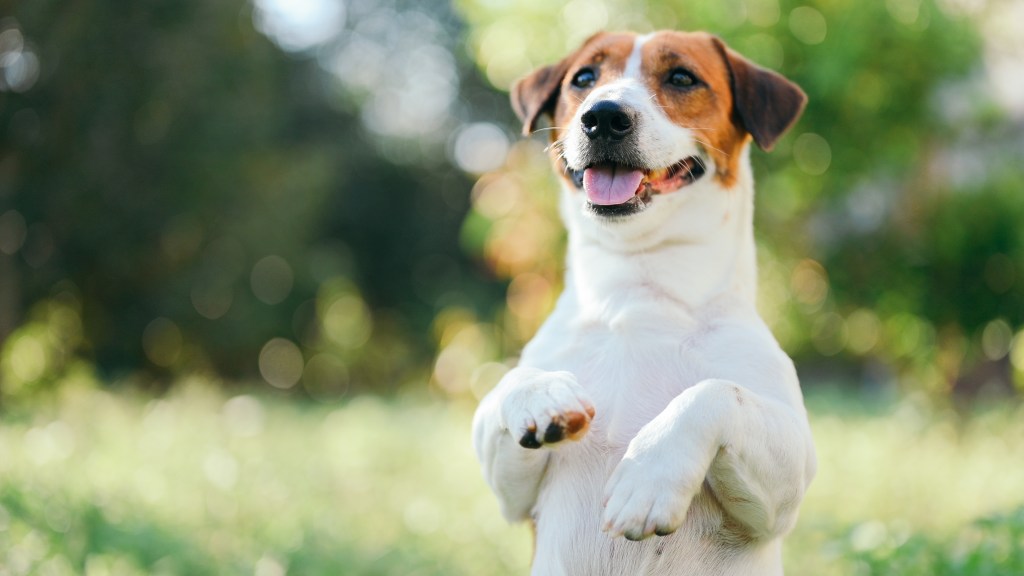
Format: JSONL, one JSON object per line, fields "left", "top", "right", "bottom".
{"left": 602, "top": 451, "right": 700, "bottom": 541}
{"left": 501, "top": 370, "right": 595, "bottom": 449}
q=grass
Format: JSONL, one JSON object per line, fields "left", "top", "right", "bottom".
{"left": 790, "top": 389, "right": 1024, "bottom": 575}
{"left": 0, "top": 379, "right": 1022, "bottom": 575}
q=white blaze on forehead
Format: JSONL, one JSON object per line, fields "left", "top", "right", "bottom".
{"left": 623, "top": 33, "right": 654, "bottom": 80}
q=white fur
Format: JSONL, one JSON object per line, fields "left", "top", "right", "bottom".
{"left": 623, "top": 33, "right": 654, "bottom": 79}
{"left": 473, "top": 36, "right": 816, "bottom": 576}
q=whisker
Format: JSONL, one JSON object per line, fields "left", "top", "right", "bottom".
{"left": 694, "top": 138, "right": 728, "bottom": 157}
{"left": 646, "top": 94, "right": 669, "bottom": 110}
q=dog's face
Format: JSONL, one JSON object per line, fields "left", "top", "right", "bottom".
{"left": 512, "top": 31, "right": 805, "bottom": 245}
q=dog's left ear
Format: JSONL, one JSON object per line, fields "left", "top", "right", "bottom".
{"left": 512, "top": 32, "right": 606, "bottom": 137}
{"left": 712, "top": 38, "right": 807, "bottom": 152}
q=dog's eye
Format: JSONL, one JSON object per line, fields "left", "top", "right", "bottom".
{"left": 667, "top": 68, "right": 698, "bottom": 88}
{"left": 571, "top": 68, "right": 597, "bottom": 89}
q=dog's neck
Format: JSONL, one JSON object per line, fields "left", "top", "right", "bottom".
{"left": 560, "top": 160, "right": 758, "bottom": 323}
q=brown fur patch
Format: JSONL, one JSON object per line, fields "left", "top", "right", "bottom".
{"left": 642, "top": 32, "right": 751, "bottom": 187}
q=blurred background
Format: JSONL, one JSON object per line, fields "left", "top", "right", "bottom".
{"left": 1, "top": 0, "right": 1023, "bottom": 574}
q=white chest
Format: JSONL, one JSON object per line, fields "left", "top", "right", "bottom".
{"left": 523, "top": 303, "right": 717, "bottom": 449}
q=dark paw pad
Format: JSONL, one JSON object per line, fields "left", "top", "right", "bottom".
{"left": 543, "top": 421, "right": 564, "bottom": 443}
{"left": 519, "top": 425, "right": 542, "bottom": 449}
{"left": 518, "top": 408, "right": 594, "bottom": 449}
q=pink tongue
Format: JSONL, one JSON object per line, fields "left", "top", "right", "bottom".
{"left": 583, "top": 165, "right": 645, "bottom": 205}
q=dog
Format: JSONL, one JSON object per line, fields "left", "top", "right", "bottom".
{"left": 472, "top": 30, "right": 817, "bottom": 575}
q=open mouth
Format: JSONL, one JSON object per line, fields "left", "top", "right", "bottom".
{"left": 568, "top": 157, "right": 707, "bottom": 215}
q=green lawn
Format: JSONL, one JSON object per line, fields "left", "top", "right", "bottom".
{"left": 1, "top": 380, "right": 1022, "bottom": 575}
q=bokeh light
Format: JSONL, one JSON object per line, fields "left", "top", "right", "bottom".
{"left": 303, "top": 352, "right": 350, "bottom": 401}
{"left": 320, "top": 292, "right": 372, "bottom": 350}
{"left": 0, "top": 22, "right": 40, "bottom": 93}
{"left": 191, "top": 281, "right": 234, "bottom": 320}
{"left": 221, "top": 395, "right": 266, "bottom": 438}
{"left": 886, "top": 0, "right": 923, "bottom": 25}
{"left": 451, "top": 122, "right": 510, "bottom": 174}
{"left": 982, "top": 319, "right": 1013, "bottom": 361}
{"left": 319, "top": 5, "right": 460, "bottom": 146}
{"left": 793, "top": 133, "right": 832, "bottom": 176}
{"left": 258, "top": 338, "right": 304, "bottom": 389}
{"left": 254, "top": 556, "right": 287, "bottom": 576}
{"left": 847, "top": 309, "right": 882, "bottom": 355}
{"left": 1, "top": 293, "right": 85, "bottom": 399}
{"left": 747, "top": 0, "right": 782, "bottom": 27}
{"left": 142, "top": 318, "right": 183, "bottom": 368}
{"left": 251, "top": 255, "right": 294, "bottom": 305}
{"left": 7, "top": 333, "right": 46, "bottom": 382}
{"left": 789, "top": 6, "right": 827, "bottom": 45}
{"left": 790, "top": 259, "right": 829, "bottom": 310}
{"left": 253, "top": 0, "right": 346, "bottom": 52}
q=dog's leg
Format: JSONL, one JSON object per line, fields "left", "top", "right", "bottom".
{"left": 601, "top": 378, "right": 815, "bottom": 541}
{"left": 473, "top": 367, "right": 595, "bottom": 521}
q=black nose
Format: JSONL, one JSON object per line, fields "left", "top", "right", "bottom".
{"left": 580, "top": 101, "right": 635, "bottom": 141}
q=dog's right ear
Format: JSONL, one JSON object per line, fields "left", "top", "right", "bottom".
{"left": 511, "top": 32, "right": 605, "bottom": 137}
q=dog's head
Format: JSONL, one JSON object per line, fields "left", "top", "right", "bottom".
{"left": 512, "top": 31, "right": 805, "bottom": 244}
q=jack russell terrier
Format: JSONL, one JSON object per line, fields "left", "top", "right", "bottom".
{"left": 472, "top": 30, "right": 817, "bottom": 575}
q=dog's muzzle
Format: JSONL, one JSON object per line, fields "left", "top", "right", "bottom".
{"left": 567, "top": 99, "right": 707, "bottom": 218}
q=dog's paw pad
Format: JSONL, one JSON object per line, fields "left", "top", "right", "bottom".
{"left": 503, "top": 371, "right": 595, "bottom": 450}
{"left": 543, "top": 420, "right": 565, "bottom": 443}
{"left": 519, "top": 424, "right": 543, "bottom": 449}
{"left": 563, "top": 406, "right": 595, "bottom": 437}
{"left": 518, "top": 409, "right": 593, "bottom": 449}
{"left": 541, "top": 408, "right": 593, "bottom": 444}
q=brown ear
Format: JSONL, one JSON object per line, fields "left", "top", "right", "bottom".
{"left": 712, "top": 38, "right": 807, "bottom": 151}
{"left": 511, "top": 32, "right": 606, "bottom": 137}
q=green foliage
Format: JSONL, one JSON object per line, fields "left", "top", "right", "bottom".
{"left": 0, "top": 0, "right": 497, "bottom": 396}
{"left": 840, "top": 508, "right": 1024, "bottom": 575}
